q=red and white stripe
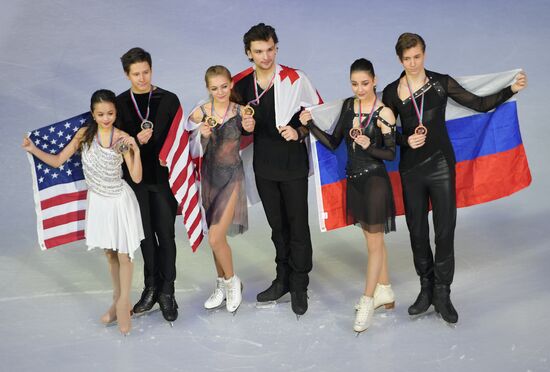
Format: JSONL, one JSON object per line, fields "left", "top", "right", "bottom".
{"left": 33, "top": 179, "right": 88, "bottom": 249}
{"left": 159, "top": 106, "right": 205, "bottom": 251}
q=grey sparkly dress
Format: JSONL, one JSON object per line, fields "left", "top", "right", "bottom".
{"left": 81, "top": 138, "right": 144, "bottom": 259}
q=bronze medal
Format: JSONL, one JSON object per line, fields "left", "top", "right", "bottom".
{"left": 349, "top": 127, "right": 362, "bottom": 139}
{"left": 414, "top": 123, "right": 427, "bottom": 136}
{"left": 406, "top": 77, "right": 428, "bottom": 138}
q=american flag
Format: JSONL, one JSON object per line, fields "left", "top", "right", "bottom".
{"left": 26, "top": 113, "right": 91, "bottom": 250}
{"left": 159, "top": 106, "right": 205, "bottom": 252}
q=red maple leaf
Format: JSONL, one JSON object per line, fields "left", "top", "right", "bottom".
{"left": 279, "top": 65, "right": 300, "bottom": 84}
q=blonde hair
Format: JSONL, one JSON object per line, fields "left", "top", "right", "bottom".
{"left": 204, "top": 65, "right": 240, "bottom": 102}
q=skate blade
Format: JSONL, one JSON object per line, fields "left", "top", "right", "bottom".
{"left": 374, "top": 302, "right": 396, "bottom": 311}
{"left": 255, "top": 295, "right": 291, "bottom": 309}
{"left": 231, "top": 302, "right": 243, "bottom": 316}
{"left": 132, "top": 307, "right": 160, "bottom": 318}
{"left": 356, "top": 302, "right": 395, "bottom": 313}
{"left": 205, "top": 302, "right": 226, "bottom": 312}
{"left": 408, "top": 307, "right": 434, "bottom": 320}
{"left": 229, "top": 305, "right": 241, "bottom": 316}
{"left": 255, "top": 300, "right": 285, "bottom": 309}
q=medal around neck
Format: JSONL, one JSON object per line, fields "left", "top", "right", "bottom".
{"left": 349, "top": 127, "right": 362, "bottom": 139}
{"left": 414, "top": 123, "right": 427, "bottom": 136}
{"left": 131, "top": 89, "right": 154, "bottom": 131}
{"left": 204, "top": 115, "right": 219, "bottom": 128}
{"left": 242, "top": 105, "right": 255, "bottom": 116}
{"left": 141, "top": 120, "right": 154, "bottom": 130}
{"left": 406, "top": 78, "right": 428, "bottom": 137}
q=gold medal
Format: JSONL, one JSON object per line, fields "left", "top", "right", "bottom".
{"left": 204, "top": 115, "right": 219, "bottom": 128}
{"left": 242, "top": 105, "right": 255, "bottom": 116}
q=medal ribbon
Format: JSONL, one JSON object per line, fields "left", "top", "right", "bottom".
{"left": 211, "top": 101, "right": 231, "bottom": 128}
{"left": 357, "top": 98, "right": 378, "bottom": 129}
{"left": 96, "top": 126, "right": 114, "bottom": 148}
{"left": 130, "top": 89, "right": 153, "bottom": 123}
{"left": 249, "top": 70, "right": 276, "bottom": 106}
{"left": 406, "top": 79, "right": 425, "bottom": 125}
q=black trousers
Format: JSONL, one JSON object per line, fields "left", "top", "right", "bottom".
{"left": 255, "top": 175, "right": 313, "bottom": 292}
{"left": 400, "top": 151, "right": 456, "bottom": 286}
{"left": 134, "top": 183, "right": 178, "bottom": 294}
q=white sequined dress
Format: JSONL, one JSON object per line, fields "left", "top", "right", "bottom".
{"left": 81, "top": 139, "right": 144, "bottom": 260}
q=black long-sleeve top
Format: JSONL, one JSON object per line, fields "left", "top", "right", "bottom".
{"left": 307, "top": 97, "right": 396, "bottom": 176}
{"left": 116, "top": 87, "right": 180, "bottom": 186}
{"left": 382, "top": 70, "right": 515, "bottom": 172}
{"left": 233, "top": 73, "right": 310, "bottom": 181}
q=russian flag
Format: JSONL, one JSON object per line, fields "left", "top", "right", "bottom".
{"left": 310, "top": 69, "right": 531, "bottom": 232}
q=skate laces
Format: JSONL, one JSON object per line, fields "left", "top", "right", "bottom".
{"left": 209, "top": 287, "right": 224, "bottom": 301}
{"left": 356, "top": 297, "right": 372, "bottom": 323}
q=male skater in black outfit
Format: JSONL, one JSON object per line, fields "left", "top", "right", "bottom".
{"left": 382, "top": 33, "right": 527, "bottom": 323}
{"left": 233, "top": 24, "right": 321, "bottom": 316}
{"left": 116, "top": 48, "right": 181, "bottom": 322}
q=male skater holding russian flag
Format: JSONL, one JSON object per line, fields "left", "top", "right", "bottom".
{"left": 382, "top": 33, "right": 528, "bottom": 324}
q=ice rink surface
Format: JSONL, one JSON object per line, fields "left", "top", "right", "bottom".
{"left": 1, "top": 1, "right": 549, "bottom": 371}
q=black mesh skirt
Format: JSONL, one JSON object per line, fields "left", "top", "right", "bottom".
{"left": 345, "top": 165, "right": 396, "bottom": 233}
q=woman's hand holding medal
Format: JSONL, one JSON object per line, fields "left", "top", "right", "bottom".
{"left": 114, "top": 135, "right": 139, "bottom": 154}
{"left": 199, "top": 120, "right": 213, "bottom": 138}
{"left": 354, "top": 134, "right": 371, "bottom": 150}
{"left": 124, "top": 135, "right": 139, "bottom": 151}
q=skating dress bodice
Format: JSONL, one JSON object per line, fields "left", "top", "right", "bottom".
{"left": 81, "top": 139, "right": 124, "bottom": 197}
